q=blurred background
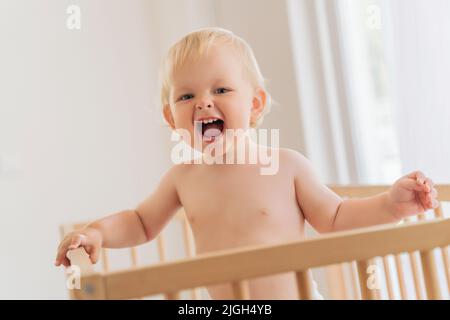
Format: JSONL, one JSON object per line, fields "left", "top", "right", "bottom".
{"left": 0, "top": 0, "right": 449, "bottom": 299}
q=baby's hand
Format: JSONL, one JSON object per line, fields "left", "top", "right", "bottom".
{"left": 54, "top": 228, "right": 102, "bottom": 267}
{"left": 387, "top": 171, "right": 439, "bottom": 220}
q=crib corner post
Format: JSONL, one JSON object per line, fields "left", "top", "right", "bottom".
{"left": 69, "top": 273, "right": 107, "bottom": 300}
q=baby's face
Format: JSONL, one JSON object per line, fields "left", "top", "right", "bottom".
{"left": 164, "top": 43, "right": 264, "bottom": 150}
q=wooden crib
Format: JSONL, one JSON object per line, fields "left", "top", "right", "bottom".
{"left": 60, "top": 185, "right": 450, "bottom": 300}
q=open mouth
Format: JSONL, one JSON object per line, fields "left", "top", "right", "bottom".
{"left": 195, "top": 118, "right": 225, "bottom": 143}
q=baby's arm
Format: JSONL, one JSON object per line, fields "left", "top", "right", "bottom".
{"left": 55, "top": 167, "right": 181, "bottom": 266}
{"left": 288, "top": 150, "right": 436, "bottom": 233}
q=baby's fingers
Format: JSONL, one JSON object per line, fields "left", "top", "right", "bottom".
{"left": 68, "top": 234, "right": 87, "bottom": 250}
{"left": 426, "top": 187, "right": 439, "bottom": 208}
{"left": 409, "top": 171, "right": 427, "bottom": 185}
{"left": 417, "top": 191, "right": 428, "bottom": 212}
{"left": 87, "top": 246, "right": 100, "bottom": 264}
{"left": 55, "top": 247, "right": 71, "bottom": 267}
{"left": 398, "top": 177, "right": 428, "bottom": 192}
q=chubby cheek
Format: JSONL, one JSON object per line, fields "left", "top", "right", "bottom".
{"left": 225, "top": 103, "right": 252, "bottom": 129}
{"left": 172, "top": 107, "right": 192, "bottom": 128}
{"left": 171, "top": 109, "right": 197, "bottom": 145}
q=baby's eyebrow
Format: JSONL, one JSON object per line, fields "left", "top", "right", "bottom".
{"left": 174, "top": 86, "right": 191, "bottom": 92}
{"left": 213, "top": 78, "right": 231, "bottom": 85}
{"left": 173, "top": 80, "right": 232, "bottom": 93}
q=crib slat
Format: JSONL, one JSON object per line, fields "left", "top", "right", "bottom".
{"left": 420, "top": 249, "right": 442, "bottom": 300}
{"left": 101, "top": 248, "right": 110, "bottom": 273}
{"left": 166, "top": 292, "right": 181, "bottom": 300}
{"left": 350, "top": 262, "right": 361, "bottom": 300}
{"left": 157, "top": 233, "right": 182, "bottom": 300}
{"left": 182, "top": 216, "right": 195, "bottom": 257}
{"left": 416, "top": 211, "right": 441, "bottom": 299}
{"left": 338, "top": 264, "right": 350, "bottom": 300}
{"left": 325, "top": 264, "right": 348, "bottom": 299}
{"left": 403, "top": 218, "right": 424, "bottom": 300}
{"left": 394, "top": 254, "right": 408, "bottom": 299}
{"left": 181, "top": 214, "right": 202, "bottom": 300}
{"left": 157, "top": 234, "right": 167, "bottom": 261}
{"left": 434, "top": 204, "right": 444, "bottom": 219}
{"left": 434, "top": 205, "right": 450, "bottom": 291}
{"left": 130, "top": 247, "right": 138, "bottom": 267}
{"left": 441, "top": 247, "right": 450, "bottom": 292}
{"left": 356, "top": 259, "right": 380, "bottom": 300}
{"left": 295, "top": 269, "right": 314, "bottom": 300}
{"left": 232, "top": 280, "right": 250, "bottom": 300}
{"left": 409, "top": 251, "right": 424, "bottom": 300}
{"left": 382, "top": 256, "right": 395, "bottom": 300}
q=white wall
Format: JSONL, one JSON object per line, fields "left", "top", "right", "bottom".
{"left": 0, "top": 0, "right": 173, "bottom": 299}
{"left": 215, "top": 0, "right": 305, "bottom": 152}
{"left": 0, "top": 0, "right": 322, "bottom": 299}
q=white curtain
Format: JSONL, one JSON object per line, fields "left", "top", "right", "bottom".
{"left": 389, "top": 0, "right": 450, "bottom": 183}
{"left": 388, "top": 0, "right": 450, "bottom": 299}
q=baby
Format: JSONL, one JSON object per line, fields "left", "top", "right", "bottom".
{"left": 55, "top": 28, "right": 439, "bottom": 300}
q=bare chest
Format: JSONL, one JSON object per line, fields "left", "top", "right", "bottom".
{"left": 176, "top": 164, "right": 305, "bottom": 252}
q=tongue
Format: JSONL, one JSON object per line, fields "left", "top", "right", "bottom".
{"left": 203, "top": 123, "right": 222, "bottom": 139}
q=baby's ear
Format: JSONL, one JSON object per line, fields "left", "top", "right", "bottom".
{"left": 163, "top": 104, "right": 176, "bottom": 130}
{"left": 250, "top": 88, "right": 267, "bottom": 126}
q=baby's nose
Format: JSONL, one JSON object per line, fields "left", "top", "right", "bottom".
{"left": 196, "top": 103, "right": 212, "bottom": 110}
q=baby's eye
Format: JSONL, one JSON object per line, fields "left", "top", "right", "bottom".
{"left": 213, "top": 88, "right": 230, "bottom": 95}
{"left": 178, "top": 94, "right": 194, "bottom": 102}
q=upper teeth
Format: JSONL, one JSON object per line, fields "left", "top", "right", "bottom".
{"left": 201, "top": 118, "right": 219, "bottom": 124}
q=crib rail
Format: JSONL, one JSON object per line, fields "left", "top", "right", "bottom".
{"left": 329, "top": 184, "right": 450, "bottom": 200}
{"left": 62, "top": 184, "right": 450, "bottom": 300}
{"left": 71, "top": 217, "right": 450, "bottom": 300}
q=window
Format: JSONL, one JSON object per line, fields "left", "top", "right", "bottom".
{"left": 335, "top": 0, "right": 401, "bottom": 184}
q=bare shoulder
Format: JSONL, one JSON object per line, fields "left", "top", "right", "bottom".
{"left": 278, "top": 148, "right": 311, "bottom": 170}
{"left": 167, "top": 162, "right": 197, "bottom": 180}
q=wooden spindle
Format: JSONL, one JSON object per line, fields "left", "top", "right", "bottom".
{"left": 434, "top": 204, "right": 444, "bottom": 219}
{"left": 101, "top": 248, "right": 110, "bottom": 273}
{"left": 232, "top": 280, "right": 250, "bottom": 300}
{"left": 356, "top": 259, "right": 380, "bottom": 300}
{"left": 441, "top": 247, "right": 450, "bottom": 292}
{"left": 295, "top": 269, "right": 314, "bottom": 300}
{"left": 325, "top": 264, "right": 348, "bottom": 299}
{"left": 157, "top": 234, "right": 167, "bottom": 262}
{"left": 130, "top": 247, "right": 138, "bottom": 267}
{"left": 403, "top": 218, "right": 424, "bottom": 300}
{"left": 394, "top": 254, "right": 408, "bottom": 299}
{"left": 408, "top": 251, "right": 425, "bottom": 300}
{"left": 350, "top": 262, "right": 361, "bottom": 300}
{"left": 418, "top": 213, "right": 427, "bottom": 221}
{"left": 420, "top": 249, "right": 442, "bottom": 300}
{"left": 382, "top": 256, "right": 395, "bottom": 300}
{"left": 181, "top": 214, "right": 201, "bottom": 300}
{"left": 166, "top": 292, "right": 181, "bottom": 300}
{"left": 415, "top": 210, "right": 441, "bottom": 299}
{"left": 434, "top": 204, "right": 450, "bottom": 291}
{"left": 405, "top": 218, "right": 425, "bottom": 300}
{"left": 156, "top": 233, "right": 181, "bottom": 300}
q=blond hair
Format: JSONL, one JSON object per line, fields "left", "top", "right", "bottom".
{"left": 159, "top": 27, "right": 271, "bottom": 127}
